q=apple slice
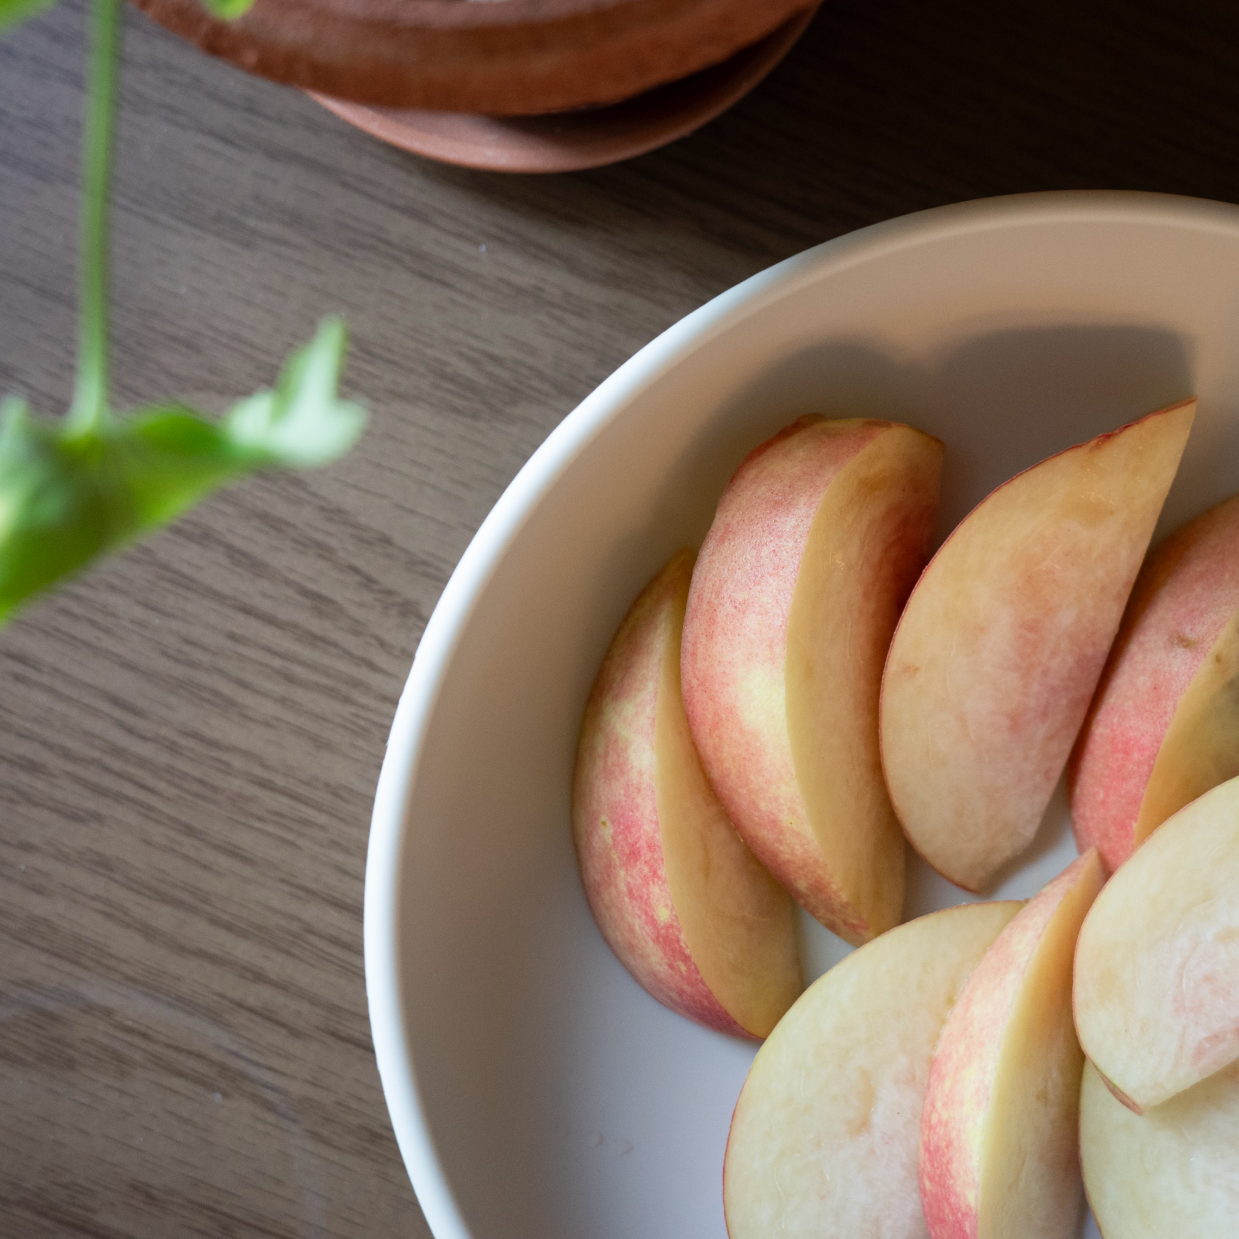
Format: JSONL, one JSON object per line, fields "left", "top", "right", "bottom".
{"left": 1074, "top": 773, "right": 1239, "bottom": 1111}
{"left": 724, "top": 900, "right": 1020, "bottom": 1239}
{"left": 572, "top": 549, "right": 802, "bottom": 1039}
{"left": 880, "top": 400, "right": 1195, "bottom": 892}
{"left": 1070, "top": 491, "right": 1239, "bottom": 873}
{"left": 682, "top": 416, "right": 943, "bottom": 944}
{"left": 919, "top": 851, "right": 1102, "bottom": 1239}
{"left": 1080, "top": 1057, "right": 1239, "bottom": 1239}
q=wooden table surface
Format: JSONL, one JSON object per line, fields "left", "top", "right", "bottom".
{"left": 2, "top": 0, "right": 1238, "bottom": 1234}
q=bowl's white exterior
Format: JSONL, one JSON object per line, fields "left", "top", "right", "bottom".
{"left": 366, "top": 192, "right": 1239, "bottom": 1239}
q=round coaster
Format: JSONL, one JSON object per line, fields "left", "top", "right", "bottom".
{"left": 310, "top": 7, "right": 817, "bottom": 174}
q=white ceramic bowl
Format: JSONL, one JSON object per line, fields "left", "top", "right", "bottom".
{"left": 365, "top": 191, "right": 1239, "bottom": 1239}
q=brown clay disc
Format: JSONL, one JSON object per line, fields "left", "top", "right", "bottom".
{"left": 310, "top": 7, "right": 817, "bottom": 173}
{"left": 128, "top": 0, "right": 817, "bottom": 116}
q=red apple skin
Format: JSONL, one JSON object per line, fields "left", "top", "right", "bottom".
{"left": 1070, "top": 492, "right": 1239, "bottom": 873}
{"left": 573, "top": 550, "right": 801, "bottom": 1038}
{"left": 682, "top": 416, "right": 942, "bottom": 944}
{"left": 880, "top": 400, "right": 1195, "bottom": 893}
{"left": 683, "top": 418, "right": 881, "bottom": 940}
{"left": 574, "top": 553, "right": 748, "bottom": 1035}
{"left": 918, "top": 850, "right": 1102, "bottom": 1239}
{"left": 723, "top": 901, "right": 1021, "bottom": 1239}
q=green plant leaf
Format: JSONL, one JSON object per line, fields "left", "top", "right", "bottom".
{"left": 111, "top": 402, "right": 255, "bottom": 524}
{"left": 0, "top": 394, "right": 125, "bottom": 624}
{"left": 226, "top": 317, "right": 367, "bottom": 467}
{"left": 0, "top": 321, "right": 366, "bottom": 626}
{"left": 199, "top": 0, "right": 256, "bottom": 18}
{"left": 0, "top": 0, "right": 59, "bottom": 33}
{"left": 0, "top": 0, "right": 366, "bottom": 630}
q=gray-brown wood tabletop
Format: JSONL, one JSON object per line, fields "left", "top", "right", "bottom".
{"left": 1, "top": 0, "right": 1237, "bottom": 1234}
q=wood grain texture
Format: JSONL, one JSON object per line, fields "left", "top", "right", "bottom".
{"left": 1, "top": 0, "right": 1238, "bottom": 1234}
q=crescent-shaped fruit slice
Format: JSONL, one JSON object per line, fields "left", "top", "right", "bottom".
{"left": 724, "top": 900, "right": 1020, "bottom": 1239}
{"left": 572, "top": 549, "right": 802, "bottom": 1038}
{"left": 1080, "top": 1058, "right": 1239, "bottom": 1239}
{"left": 1073, "top": 773, "right": 1239, "bottom": 1111}
{"left": 919, "top": 851, "right": 1102, "bottom": 1239}
{"left": 682, "top": 416, "right": 943, "bottom": 944}
{"left": 881, "top": 400, "right": 1194, "bottom": 892}
{"left": 1070, "top": 490, "right": 1239, "bottom": 872}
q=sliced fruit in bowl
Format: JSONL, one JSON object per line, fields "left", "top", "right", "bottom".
{"left": 681, "top": 415, "right": 943, "bottom": 945}
{"left": 571, "top": 549, "right": 802, "bottom": 1040}
{"left": 1070, "top": 489, "right": 1239, "bottom": 872}
{"left": 1080, "top": 1058, "right": 1239, "bottom": 1238}
{"left": 723, "top": 901, "right": 1021, "bottom": 1239}
{"left": 1074, "top": 773, "right": 1239, "bottom": 1113}
{"left": 920, "top": 850, "right": 1103, "bottom": 1239}
{"left": 880, "top": 400, "right": 1194, "bottom": 893}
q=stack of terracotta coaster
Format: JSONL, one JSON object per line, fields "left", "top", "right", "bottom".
{"left": 133, "top": 0, "right": 819, "bottom": 170}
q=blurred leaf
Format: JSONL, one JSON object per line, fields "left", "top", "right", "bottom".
{"left": 199, "top": 0, "right": 257, "bottom": 19}
{"left": 112, "top": 402, "right": 254, "bottom": 525}
{"left": 226, "top": 317, "right": 367, "bottom": 467}
{"left": 0, "top": 395, "right": 123, "bottom": 625}
{"left": 0, "top": 320, "right": 365, "bottom": 626}
{"left": 0, "top": 0, "right": 60, "bottom": 33}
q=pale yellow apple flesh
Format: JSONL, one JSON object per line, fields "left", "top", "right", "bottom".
{"left": 1080, "top": 1058, "right": 1239, "bottom": 1239}
{"left": 723, "top": 901, "right": 1020, "bottom": 1239}
{"left": 682, "top": 416, "right": 943, "bottom": 944}
{"left": 572, "top": 550, "right": 802, "bottom": 1038}
{"left": 1073, "top": 774, "right": 1239, "bottom": 1111}
{"left": 1070, "top": 490, "right": 1239, "bottom": 872}
{"left": 881, "top": 400, "right": 1195, "bottom": 892}
{"left": 919, "top": 851, "right": 1102, "bottom": 1239}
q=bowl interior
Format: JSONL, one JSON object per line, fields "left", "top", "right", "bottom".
{"left": 370, "top": 193, "right": 1239, "bottom": 1239}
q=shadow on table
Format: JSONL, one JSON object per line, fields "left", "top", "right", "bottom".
{"left": 410, "top": 0, "right": 1239, "bottom": 262}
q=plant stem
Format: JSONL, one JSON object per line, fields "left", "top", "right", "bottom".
{"left": 65, "top": 0, "right": 121, "bottom": 436}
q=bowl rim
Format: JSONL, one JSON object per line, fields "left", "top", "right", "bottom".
{"left": 363, "top": 189, "right": 1239, "bottom": 1239}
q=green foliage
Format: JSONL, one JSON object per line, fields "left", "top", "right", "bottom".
{"left": 0, "top": 321, "right": 365, "bottom": 624}
{"left": 199, "top": 0, "right": 256, "bottom": 16}
{"left": 0, "top": 0, "right": 58, "bottom": 33}
{"left": 226, "top": 318, "right": 366, "bottom": 467}
{"left": 0, "top": 0, "right": 254, "bottom": 32}
{"left": 0, "top": 0, "right": 365, "bottom": 628}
